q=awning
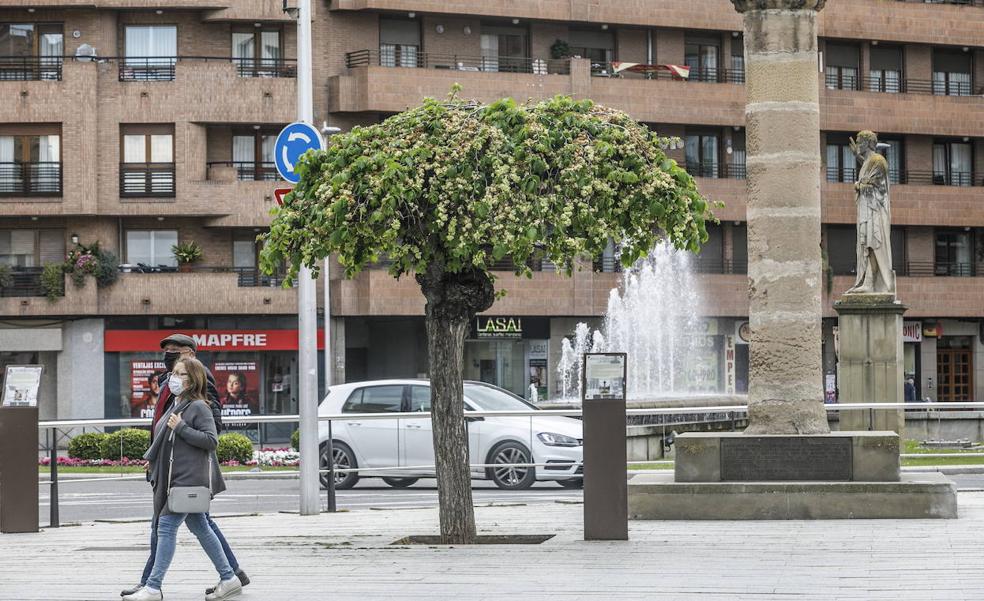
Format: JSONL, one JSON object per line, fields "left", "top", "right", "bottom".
{"left": 610, "top": 62, "right": 691, "bottom": 79}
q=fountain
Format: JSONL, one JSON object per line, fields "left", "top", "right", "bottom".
{"left": 555, "top": 242, "right": 738, "bottom": 407}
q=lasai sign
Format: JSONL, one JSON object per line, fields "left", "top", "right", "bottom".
{"left": 475, "top": 317, "right": 523, "bottom": 339}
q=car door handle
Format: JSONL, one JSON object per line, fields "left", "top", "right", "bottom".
{"left": 406, "top": 424, "right": 422, "bottom": 429}
{"left": 347, "top": 422, "right": 362, "bottom": 426}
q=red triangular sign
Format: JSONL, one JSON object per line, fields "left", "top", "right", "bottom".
{"left": 274, "top": 188, "right": 292, "bottom": 206}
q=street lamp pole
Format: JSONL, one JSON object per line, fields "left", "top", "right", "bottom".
{"left": 295, "top": 0, "right": 320, "bottom": 517}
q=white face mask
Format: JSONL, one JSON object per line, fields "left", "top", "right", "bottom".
{"left": 168, "top": 376, "right": 185, "bottom": 397}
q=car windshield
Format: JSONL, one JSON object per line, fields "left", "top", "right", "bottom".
{"left": 463, "top": 383, "right": 537, "bottom": 411}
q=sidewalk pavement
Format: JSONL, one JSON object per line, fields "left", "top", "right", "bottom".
{"left": 3, "top": 493, "right": 984, "bottom": 601}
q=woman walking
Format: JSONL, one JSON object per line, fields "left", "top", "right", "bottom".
{"left": 123, "top": 357, "right": 242, "bottom": 601}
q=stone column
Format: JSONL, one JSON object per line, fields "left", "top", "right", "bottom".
{"left": 732, "top": 0, "right": 829, "bottom": 434}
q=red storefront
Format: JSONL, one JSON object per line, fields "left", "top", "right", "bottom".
{"left": 105, "top": 329, "right": 325, "bottom": 443}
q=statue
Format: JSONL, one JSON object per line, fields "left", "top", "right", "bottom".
{"left": 845, "top": 130, "right": 895, "bottom": 296}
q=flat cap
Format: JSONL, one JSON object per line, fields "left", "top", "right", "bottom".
{"left": 160, "top": 333, "right": 197, "bottom": 351}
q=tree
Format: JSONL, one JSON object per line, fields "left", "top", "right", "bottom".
{"left": 260, "top": 90, "right": 711, "bottom": 544}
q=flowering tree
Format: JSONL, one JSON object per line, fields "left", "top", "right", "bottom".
{"left": 260, "top": 90, "right": 711, "bottom": 544}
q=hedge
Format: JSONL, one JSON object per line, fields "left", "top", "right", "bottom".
{"left": 217, "top": 433, "right": 254, "bottom": 464}
{"left": 68, "top": 432, "right": 109, "bottom": 460}
{"left": 98, "top": 428, "right": 151, "bottom": 460}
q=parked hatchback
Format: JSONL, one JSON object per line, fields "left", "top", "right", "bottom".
{"left": 317, "top": 379, "right": 583, "bottom": 490}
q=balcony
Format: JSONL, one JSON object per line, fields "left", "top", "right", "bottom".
{"left": 686, "top": 162, "right": 746, "bottom": 180}
{"left": 119, "top": 163, "right": 176, "bottom": 198}
{"left": 0, "top": 268, "right": 44, "bottom": 298}
{"left": 0, "top": 56, "right": 62, "bottom": 81}
{"left": 206, "top": 161, "right": 279, "bottom": 182}
{"left": 99, "top": 271, "right": 298, "bottom": 315}
{"left": 345, "top": 49, "right": 569, "bottom": 74}
{"left": 118, "top": 56, "right": 297, "bottom": 82}
{"left": 0, "top": 162, "right": 62, "bottom": 197}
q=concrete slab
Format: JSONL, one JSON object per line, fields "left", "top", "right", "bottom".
{"left": 629, "top": 471, "right": 957, "bottom": 520}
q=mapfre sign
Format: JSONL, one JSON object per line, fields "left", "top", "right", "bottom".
{"left": 105, "top": 330, "right": 325, "bottom": 352}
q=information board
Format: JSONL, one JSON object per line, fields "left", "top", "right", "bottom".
{"left": 582, "top": 353, "right": 627, "bottom": 401}
{"left": 1, "top": 365, "right": 43, "bottom": 408}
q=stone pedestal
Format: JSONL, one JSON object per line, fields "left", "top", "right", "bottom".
{"left": 834, "top": 294, "right": 906, "bottom": 436}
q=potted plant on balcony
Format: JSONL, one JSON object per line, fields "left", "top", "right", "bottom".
{"left": 549, "top": 39, "right": 571, "bottom": 75}
{"left": 0, "top": 264, "right": 12, "bottom": 291}
{"left": 172, "top": 241, "right": 203, "bottom": 273}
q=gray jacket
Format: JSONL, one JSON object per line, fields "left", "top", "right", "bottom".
{"left": 144, "top": 399, "right": 227, "bottom": 522}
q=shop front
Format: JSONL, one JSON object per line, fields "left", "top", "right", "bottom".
{"left": 104, "top": 328, "right": 325, "bottom": 444}
{"left": 466, "top": 317, "right": 550, "bottom": 399}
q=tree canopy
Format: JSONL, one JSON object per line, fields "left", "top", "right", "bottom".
{"left": 260, "top": 91, "right": 711, "bottom": 282}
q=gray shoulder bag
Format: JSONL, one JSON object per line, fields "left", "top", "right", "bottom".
{"left": 166, "top": 409, "right": 212, "bottom": 514}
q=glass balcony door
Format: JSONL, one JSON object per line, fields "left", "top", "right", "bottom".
{"left": 232, "top": 30, "right": 283, "bottom": 77}
{"left": 123, "top": 25, "right": 177, "bottom": 81}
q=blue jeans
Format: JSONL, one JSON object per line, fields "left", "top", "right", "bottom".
{"left": 141, "top": 514, "right": 240, "bottom": 585}
{"left": 145, "top": 513, "right": 235, "bottom": 590}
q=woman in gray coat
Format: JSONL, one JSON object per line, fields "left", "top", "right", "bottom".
{"left": 123, "top": 357, "right": 241, "bottom": 601}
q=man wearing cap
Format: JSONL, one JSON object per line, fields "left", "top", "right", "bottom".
{"left": 121, "top": 333, "right": 250, "bottom": 598}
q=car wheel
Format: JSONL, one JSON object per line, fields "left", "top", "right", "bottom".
{"left": 320, "top": 441, "right": 359, "bottom": 490}
{"left": 382, "top": 477, "right": 419, "bottom": 488}
{"left": 487, "top": 441, "right": 536, "bottom": 490}
{"left": 557, "top": 478, "right": 583, "bottom": 489}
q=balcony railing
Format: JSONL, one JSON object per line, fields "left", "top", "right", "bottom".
{"left": 686, "top": 162, "right": 747, "bottom": 179}
{"left": 680, "top": 68, "right": 745, "bottom": 84}
{"left": 120, "top": 163, "right": 176, "bottom": 197}
{"left": 906, "top": 170, "right": 981, "bottom": 186}
{"left": 694, "top": 257, "right": 749, "bottom": 274}
{"left": 345, "top": 49, "right": 571, "bottom": 75}
{"left": 117, "top": 56, "right": 297, "bottom": 81}
{"left": 117, "top": 264, "right": 292, "bottom": 287}
{"left": 0, "top": 56, "right": 63, "bottom": 81}
{"left": 0, "top": 267, "right": 45, "bottom": 297}
{"left": 0, "top": 162, "right": 62, "bottom": 196}
{"left": 207, "top": 161, "right": 279, "bottom": 181}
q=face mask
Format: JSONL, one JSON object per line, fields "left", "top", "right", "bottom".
{"left": 163, "top": 351, "right": 181, "bottom": 372}
{"left": 168, "top": 376, "right": 185, "bottom": 397}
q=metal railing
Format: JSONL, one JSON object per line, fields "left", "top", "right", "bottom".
{"left": 231, "top": 57, "right": 296, "bottom": 78}
{"left": 116, "top": 56, "right": 298, "bottom": 81}
{"left": 119, "top": 162, "right": 175, "bottom": 197}
{"left": 345, "top": 49, "right": 570, "bottom": 75}
{"left": 0, "top": 162, "right": 62, "bottom": 196}
{"left": 694, "top": 257, "right": 749, "bottom": 274}
{"left": 114, "top": 264, "right": 293, "bottom": 287}
{"left": 206, "top": 161, "right": 279, "bottom": 181}
{"left": 680, "top": 67, "right": 745, "bottom": 84}
{"left": 34, "top": 401, "right": 984, "bottom": 527}
{"left": 0, "top": 56, "right": 63, "bottom": 81}
{"left": 686, "top": 161, "right": 747, "bottom": 179}
{"left": 0, "top": 267, "right": 45, "bottom": 297}
{"left": 906, "top": 170, "right": 981, "bottom": 186}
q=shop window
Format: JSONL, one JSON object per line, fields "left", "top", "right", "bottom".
{"left": 342, "top": 385, "right": 404, "bottom": 413}
{"left": 125, "top": 230, "right": 177, "bottom": 267}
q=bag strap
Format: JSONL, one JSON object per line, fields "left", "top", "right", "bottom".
{"left": 165, "top": 404, "right": 212, "bottom": 496}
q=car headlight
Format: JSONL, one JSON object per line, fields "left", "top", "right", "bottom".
{"left": 537, "top": 432, "right": 582, "bottom": 447}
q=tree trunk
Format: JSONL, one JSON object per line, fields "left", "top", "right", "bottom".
{"left": 417, "top": 264, "right": 494, "bottom": 545}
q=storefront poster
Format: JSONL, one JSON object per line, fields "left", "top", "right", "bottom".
{"left": 1, "top": 365, "right": 43, "bottom": 408}
{"left": 214, "top": 361, "right": 261, "bottom": 423}
{"left": 130, "top": 361, "right": 166, "bottom": 418}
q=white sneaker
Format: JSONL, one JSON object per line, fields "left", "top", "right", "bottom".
{"left": 205, "top": 578, "right": 242, "bottom": 601}
{"left": 122, "top": 587, "right": 163, "bottom": 601}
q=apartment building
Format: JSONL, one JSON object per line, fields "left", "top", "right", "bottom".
{"left": 2, "top": 0, "right": 984, "bottom": 436}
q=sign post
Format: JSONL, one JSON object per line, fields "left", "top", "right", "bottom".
{"left": 582, "top": 352, "right": 628, "bottom": 541}
{"left": 0, "top": 365, "right": 42, "bottom": 533}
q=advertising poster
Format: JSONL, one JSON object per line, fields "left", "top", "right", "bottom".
{"left": 130, "top": 361, "right": 166, "bottom": 418}
{"left": 528, "top": 359, "right": 548, "bottom": 401}
{"left": 213, "top": 361, "right": 260, "bottom": 428}
{"left": 1, "top": 365, "right": 43, "bottom": 408}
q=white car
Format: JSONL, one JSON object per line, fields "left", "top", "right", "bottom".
{"left": 317, "top": 379, "right": 583, "bottom": 490}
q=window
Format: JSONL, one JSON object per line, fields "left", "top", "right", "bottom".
{"left": 825, "top": 135, "right": 856, "bottom": 183}
{"left": 685, "top": 34, "right": 720, "bottom": 82}
{"left": 880, "top": 138, "right": 904, "bottom": 184}
{"left": 125, "top": 230, "right": 177, "bottom": 267}
{"left": 731, "top": 34, "right": 745, "bottom": 83}
{"left": 231, "top": 131, "right": 277, "bottom": 180}
{"left": 0, "top": 229, "right": 63, "bottom": 267}
{"left": 695, "top": 224, "right": 724, "bottom": 273}
{"left": 933, "top": 140, "right": 973, "bottom": 186}
{"left": 935, "top": 230, "right": 974, "bottom": 276}
{"left": 824, "top": 43, "right": 860, "bottom": 90}
{"left": 932, "top": 49, "right": 972, "bottom": 96}
{"left": 568, "top": 28, "right": 614, "bottom": 75}
{"left": 685, "top": 131, "right": 720, "bottom": 178}
{"left": 869, "top": 46, "right": 902, "bottom": 93}
{"left": 409, "top": 386, "right": 431, "bottom": 412}
{"left": 120, "top": 126, "right": 175, "bottom": 197}
{"left": 0, "top": 130, "right": 61, "bottom": 195}
{"left": 480, "top": 23, "right": 531, "bottom": 73}
{"left": 341, "top": 385, "right": 404, "bottom": 413}
{"left": 0, "top": 23, "right": 63, "bottom": 80}
{"left": 122, "top": 25, "right": 177, "bottom": 81}
{"left": 232, "top": 29, "right": 288, "bottom": 77}
{"left": 379, "top": 18, "right": 420, "bottom": 68}
{"left": 728, "top": 130, "right": 746, "bottom": 179}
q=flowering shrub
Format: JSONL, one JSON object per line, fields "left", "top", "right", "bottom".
{"left": 41, "top": 448, "right": 299, "bottom": 468}
{"left": 254, "top": 448, "right": 300, "bottom": 467}
{"left": 65, "top": 242, "right": 118, "bottom": 288}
